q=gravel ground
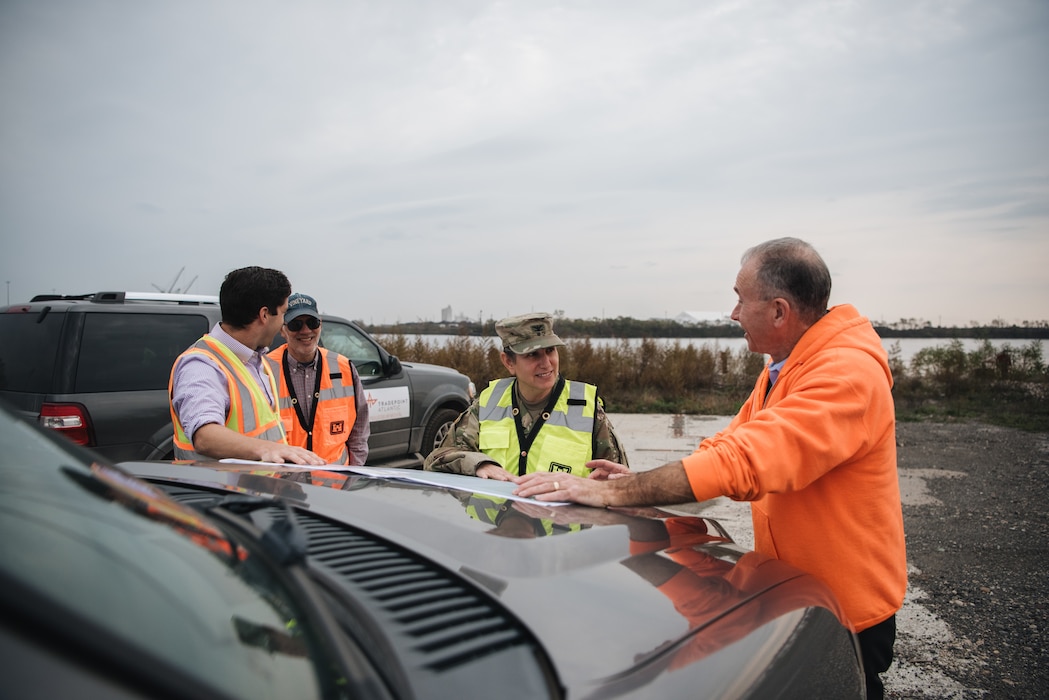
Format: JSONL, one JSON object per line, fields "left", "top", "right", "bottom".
{"left": 609, "top": 415, "right": 1049, "bottom": 700}
{"left": 885, "top": 420, "right": 1049, "bottom": 700}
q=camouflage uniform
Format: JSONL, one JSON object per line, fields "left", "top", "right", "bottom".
{"left": 423, "top": 386, "right": 629, "bottom": 476}
{"left": 425, "top": 312, "right": 629, "bottom": 476}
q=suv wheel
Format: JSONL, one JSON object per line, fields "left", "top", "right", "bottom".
{"left": 421, "top": 408, "right": 461, "bottom": 457}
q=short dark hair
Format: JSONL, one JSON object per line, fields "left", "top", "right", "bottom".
{"left": 219, "top": 266, "right": 291, "bottom": 328}
{"left": 742, "top": 238, "right": 831, "bottom": 323}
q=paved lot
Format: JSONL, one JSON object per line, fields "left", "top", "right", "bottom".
{"left": 607, "top": 414, "right": 1049, "bottom": 700}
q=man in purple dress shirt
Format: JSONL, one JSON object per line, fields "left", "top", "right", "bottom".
{"left": 169, "top": 266, "right": 325, "bottom": 465}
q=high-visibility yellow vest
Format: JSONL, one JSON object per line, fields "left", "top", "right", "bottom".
{"left": 169, "top": 335, "right": 286, "bottom": 460}
{"left": 477, "top": 377, "right": 597, "bottom": 477}
{"left": 267, "top": 347, "right": 358, "bottom": 465}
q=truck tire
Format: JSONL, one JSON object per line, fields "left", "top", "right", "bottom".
{"left": 421, "top": 407, "right": 461, "bottom": 457}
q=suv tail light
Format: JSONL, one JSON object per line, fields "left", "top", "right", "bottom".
{"left": 39, "top": 403, "right": 95, "bottom": 446}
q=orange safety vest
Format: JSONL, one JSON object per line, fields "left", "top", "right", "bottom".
{"left": 267, "top": 347, "right": 358, "bottom": 465}
{"left": 169, "top": 335, "right": 286, "bottom": 460}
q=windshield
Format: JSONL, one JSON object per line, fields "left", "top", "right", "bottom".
{"left": 320, "top": 321, "right": 381, "bottom": 368}
{"left": 0, "top": 407, "right": 345, "bottom": 699}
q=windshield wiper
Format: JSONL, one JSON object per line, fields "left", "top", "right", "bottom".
{"left": 207, "top": 496, "right": 308, "bottom": 566}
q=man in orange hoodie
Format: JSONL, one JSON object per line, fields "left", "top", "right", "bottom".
{"left": 515, "top": 237, "right": 907, "bottom": 700}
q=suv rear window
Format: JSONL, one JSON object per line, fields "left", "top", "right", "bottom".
{"left": 0, "top": 312, "right": 64, "bottom": 392}
{"left": 75, "top": 313, "right": 209, "bottom": 393}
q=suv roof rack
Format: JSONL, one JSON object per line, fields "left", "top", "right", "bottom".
{"left": 29, "top": 293, "right": 94, "bottom": 302}
{"left": 27, "top": 292, "right": 220, "bottom": 305}
{"left": 101, "top": 291, "right": 220, "bottom": 305}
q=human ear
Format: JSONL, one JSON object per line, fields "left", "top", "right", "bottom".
{"left": 500, "top": 352, "right": 517, "bottom": 375}
{"left": 772, "top": 298, "right": 789, "bottom": 323}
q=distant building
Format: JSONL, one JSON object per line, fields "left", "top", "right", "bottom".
{"left": 675, "top": 310, "right": 731, "bottom": 325}
{"left": 439, "top": 306, "right": 477, "bottom": 325}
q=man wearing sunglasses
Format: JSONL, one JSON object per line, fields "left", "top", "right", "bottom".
{"left": 267, "top": 293, "right": 370, "bottom": 465}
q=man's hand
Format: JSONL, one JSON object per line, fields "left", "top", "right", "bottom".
{"left": 515, "top": 460, "right": 695, "bottom": 509}
{"left": 514, "top": 471, "right": 612, "bottom": 507}
{"left": 587, "top": 459, "right": 633, "bottom": 480}
{"left": 257, "top": 444, "right": 326, "bottom": 466}
{"left": 193, "top": 423, "right": 326, "bottom": 465}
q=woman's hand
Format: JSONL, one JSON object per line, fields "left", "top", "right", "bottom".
{"left": 476, "top": 463, "right": 517, "bottom": 481}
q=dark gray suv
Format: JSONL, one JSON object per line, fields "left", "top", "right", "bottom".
{"left": 0, "top": 291, "right": 474, "bottom": 465}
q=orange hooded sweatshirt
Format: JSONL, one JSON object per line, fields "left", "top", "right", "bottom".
{"left": 682, "top": 304, "right": 907, "bottom": 632}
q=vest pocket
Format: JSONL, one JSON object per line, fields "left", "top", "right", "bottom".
{"left": 479, "top": 426, "right": 512, "bottom": 451}
{"left": 317, "top": 405, "right": 350, "bottom": 442}
{"left": 541, "top": 436, "right": 589, "bottom": 476}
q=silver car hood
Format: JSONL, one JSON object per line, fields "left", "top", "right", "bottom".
{"left": 121, "top": 460, "right": 860, "bottom": 699}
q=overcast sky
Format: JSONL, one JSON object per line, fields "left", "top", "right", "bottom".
{"left": 2, "top": 0, "right": 1046, "bottom": 327}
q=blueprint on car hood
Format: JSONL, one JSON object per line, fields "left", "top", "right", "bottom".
{"left": 345, "top": 465, "right": 570, "bottom": 506}
{"left": 215, "top": 460, "right": 570, "bottom": 505}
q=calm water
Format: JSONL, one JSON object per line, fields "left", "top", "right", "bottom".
{"left": 394, "top": 335, "right": 1046, "bottom": 364}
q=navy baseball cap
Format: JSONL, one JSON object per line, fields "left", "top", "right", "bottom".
{"left": 284, "top": 293, "right": 320, "bottom": 323}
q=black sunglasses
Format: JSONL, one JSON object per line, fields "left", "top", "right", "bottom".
{"left": 286, "top": 317, "right": 320, "bottom": 332}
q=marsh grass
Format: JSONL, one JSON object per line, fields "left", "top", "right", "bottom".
{"left": 891, "top": 339, "right": 1048, "bottom": 431}
{"left": 377, "top": 335, "right": 1049, "bottom": 432}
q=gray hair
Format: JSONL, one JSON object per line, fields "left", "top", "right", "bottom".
{"left": 742, "top": 237, "right": 832, "bottom": 323}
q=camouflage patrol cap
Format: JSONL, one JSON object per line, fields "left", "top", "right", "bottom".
{"left": 496, "top": 312, "right": 565, "bottom": 354}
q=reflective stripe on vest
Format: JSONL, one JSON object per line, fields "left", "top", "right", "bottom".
{"left": 477, "top": 378, "right": 597, "bottom": 477}
{"left": 169, "top": 335, "right": 286, "bottom": 460}
{"left": 267, "top": 347, "right": 357, "bottom": 465}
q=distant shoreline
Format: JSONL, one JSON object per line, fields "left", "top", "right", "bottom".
{"left": 361, "top": 319, "right": 1049, "bottom": 340}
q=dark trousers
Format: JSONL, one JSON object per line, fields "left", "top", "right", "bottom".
{"left": 857, "top": 615, "right": 897, "bottom": 700}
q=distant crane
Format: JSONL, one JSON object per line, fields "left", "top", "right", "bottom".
{"left": 152, "top": 267, "right": 198, "bottom": 294}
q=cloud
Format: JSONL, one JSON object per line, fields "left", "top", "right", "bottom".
{"left": 1, "top": 0, "right": 1047, "bottom": 326}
